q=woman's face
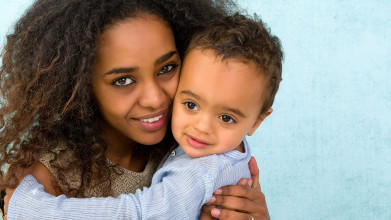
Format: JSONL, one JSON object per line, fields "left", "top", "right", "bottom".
{"left": 92, "top": 15, "right": 180, "bottom": 147}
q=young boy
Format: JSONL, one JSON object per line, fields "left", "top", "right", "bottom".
{"left": 8, "top": 13, "right": 283, "bottom": 219}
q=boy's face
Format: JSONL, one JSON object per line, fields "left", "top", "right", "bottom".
{"left": 172, "top": 49, "right": 272, "bottom": 158}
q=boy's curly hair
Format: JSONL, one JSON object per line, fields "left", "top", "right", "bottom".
{"left": 187, "top": 13, "right": 283, "bottom": 115}
{"left": 0, "top": 0, "right": 236, "bottom": 197}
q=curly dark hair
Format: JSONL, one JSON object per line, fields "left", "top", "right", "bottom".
{"left": 187, "top": 13, "right": 283, "bottom": 115}
{"left": 0, "top": 0, "right": 237, "bottom": 197}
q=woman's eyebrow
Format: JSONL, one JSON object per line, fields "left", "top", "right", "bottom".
{"left": 104, "top": 51, "right": 177, "bottom": 76}
{"left": 105, "top": 67, "right": 138, "bottom": 75}
{"left": 154, "top": 51, "right": 178, "bottom": 66}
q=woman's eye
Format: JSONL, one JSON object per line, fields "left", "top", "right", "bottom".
{"left": 220, "top": 115, "right": 235, "bottom": 123}
{"left": 185, "top": 102, "right": 198, "bottom": 110}
{"left": 158, "top": 64, "right": 178, "bottom": 75}
{"left": 114, "top": 77, "right": 134, "bottom": 86}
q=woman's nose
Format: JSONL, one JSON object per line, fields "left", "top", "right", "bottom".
{"left": 138, "top": 79, "right": 166, "bottom": 110}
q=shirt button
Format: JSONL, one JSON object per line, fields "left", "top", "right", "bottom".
{"left": 171, "top": 150, "right": 176, "bottom": 156}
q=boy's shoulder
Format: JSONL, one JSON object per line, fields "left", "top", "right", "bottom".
{"left": 159, "top": 139, "right": 251, "bottom": 175}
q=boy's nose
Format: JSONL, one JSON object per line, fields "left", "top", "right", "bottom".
{"left": 193, "top": 114, "right": 213, "bottom": 135}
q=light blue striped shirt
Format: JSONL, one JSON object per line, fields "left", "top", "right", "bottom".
{"left": 8, "top": 140, "right": 251, "bottom": 219}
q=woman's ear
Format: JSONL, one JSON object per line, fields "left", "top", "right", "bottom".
{"left": 247, "top": 108, "right": 273, "bottom": 136}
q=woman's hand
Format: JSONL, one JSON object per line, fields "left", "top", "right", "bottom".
{"left": 199, "top": 157, "right": 270, "bottom": 220}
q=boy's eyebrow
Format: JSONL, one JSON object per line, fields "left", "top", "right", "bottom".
{"left": 155, "top": 51, "right": 178, "bottom": 66}
{"left": 104, "top": 51, "right": 177, "bottom": 75}
{"left": 180, "top": 90, "right": 202, "bottom": 101}
{"left": 222, "top": 107, "right": 246, "bottom": 118}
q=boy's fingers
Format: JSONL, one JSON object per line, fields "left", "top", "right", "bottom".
{"left": 4, "top": 188, "right": 15, "bottom": 218}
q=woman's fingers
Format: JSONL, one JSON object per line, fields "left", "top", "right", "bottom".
{"left": 248, "top": 156, "right": 260, "bottom": 190}
{"left": 199, "top": 204, "right": 215, "bottom": 220}
{"left": 209, "top": 157, "right": 269, "bottom": 219}
{"left": 211, "top": 207, "right": 255, "bottom": 220}
{"left": 209, "top": 194, "right": 262, "bottom": 213}
{"left": 216, "top": 185, "right": 262, "bottom": 201}
{"left": 208, "top": 185, "right": 269, "bottom": 219}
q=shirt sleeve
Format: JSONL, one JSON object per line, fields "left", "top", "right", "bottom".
{"left": 8, "top": 164, "right": 216, "bottom": 220}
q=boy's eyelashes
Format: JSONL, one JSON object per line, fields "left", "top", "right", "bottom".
{"left": 181, "top": 100, "right": 237, "bottom": 124}
{"left": 183, "top": 101, "right": 199, "bottom": 111}
{"left": 219, "top": 114, "right": 236, "bottom": 124}
{"left": 111, "top": 63, "right": 180, "bottom": 87}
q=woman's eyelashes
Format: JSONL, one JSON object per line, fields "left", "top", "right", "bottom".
{"left": 113, "top": 77, "right": 134, "bottom": 87}
{"left": 111, "top": 63, "right": 179, "bottom": 88}
{"left": 158, "top": 63, "right": 179, "bottom": 76}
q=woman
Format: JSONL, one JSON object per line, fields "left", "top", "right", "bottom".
{"left": 0, "top": 0, "right": 269, "bottom": 219}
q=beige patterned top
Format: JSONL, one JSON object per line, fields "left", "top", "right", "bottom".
{"left": 39, "top": 147, "right": 161, "bottom": 197}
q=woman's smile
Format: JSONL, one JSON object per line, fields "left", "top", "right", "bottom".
{"left": 133, "top": 109, "right": 169, "bottom": 132}
{"left": 92, "top": 15, "right": 180, "bottom": 146}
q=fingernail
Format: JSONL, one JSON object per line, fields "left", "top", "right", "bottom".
{"left": 242, "top": 179, "right": 247, "bottom": 186}
{"left": 208, "top": 196, "right": 216, "bottom": 203}
{"left": 248, "top": 179, "right": 253, "bottom": 187}
{"left": 211, "top": 208, "right": 221, "bottom": 217}
{"left": 214, "top": 188, "right": 222, "bottom": 194}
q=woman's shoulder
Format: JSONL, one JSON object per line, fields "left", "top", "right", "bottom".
{"left": 36, "top": 144, "right": 81, "bottom": 195}
{"left": 25, "top": 161, "right": 58, "bottom": 195}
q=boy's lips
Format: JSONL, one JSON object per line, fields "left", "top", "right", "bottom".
{"left": 133, "top": 109, "right": 168, "bottom": 132}
{"left": 186, "top": 135, "right": 211, "bottom": 149}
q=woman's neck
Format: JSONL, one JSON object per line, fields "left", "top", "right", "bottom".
{"left": 99, "top": 119, "right": 149, "bottom": 172}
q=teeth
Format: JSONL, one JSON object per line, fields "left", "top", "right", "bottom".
{"left": 140, "top": 115, "right": 163, "bottom": 123}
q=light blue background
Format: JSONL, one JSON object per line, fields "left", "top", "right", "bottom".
{"left": 1, "top": 0, "right": 390, "bottom": 219}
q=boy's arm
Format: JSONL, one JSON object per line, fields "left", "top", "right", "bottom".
{"left": 8, "top": 157, "right": 228, "bottom": 219}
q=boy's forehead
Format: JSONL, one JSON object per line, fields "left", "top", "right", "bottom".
{"left": 181, "top": 49, "right": 265, "bottom": 85}
{"left": 179, "top": 49, "right": 266, "bottom": 110}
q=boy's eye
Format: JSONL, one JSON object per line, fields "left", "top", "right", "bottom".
{"left": 114, "top": 77, "right": 134, "bottom": 86}
{"left": 220, "top": 115, "right": 235, "bottom": 123}
{"left": 185, "top": 101, "right": 198, "bottom": 110}
{"left": 158, "top": 64, "right": 178, "bottom": 76}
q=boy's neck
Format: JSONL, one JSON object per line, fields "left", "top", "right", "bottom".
{"left": 234, "top": 142, "right": 245, "bottom": 153}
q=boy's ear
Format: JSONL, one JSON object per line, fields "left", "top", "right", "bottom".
{"left": 247, "top": 108, "right": 273, "bottom": 136}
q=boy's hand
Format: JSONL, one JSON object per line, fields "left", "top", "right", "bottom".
{"left": 199, "top": 157, "right": 270, "bottom": 220}
{"left": 2, "top": 188, "right": 15, "bottom": 220}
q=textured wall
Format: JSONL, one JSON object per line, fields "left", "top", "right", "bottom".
{"left": 1, "top": 0, "right": 390, "bottom": 219}
{"left": 241, "top": 0, "right": 391, "bottom": 219}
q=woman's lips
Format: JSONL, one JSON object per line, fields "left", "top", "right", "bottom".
{"left": 186, "top": 135, "right": 210, "bottom": 149}
{"left": 134, "top": 110, "right": 167, "bottom": 132}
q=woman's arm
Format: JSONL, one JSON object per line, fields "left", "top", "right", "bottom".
{"left": 200, "top": 157, "right": 270, "bottom": 220}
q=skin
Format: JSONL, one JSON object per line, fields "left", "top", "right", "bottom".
{"left": 172, "top": 49, "right": 272, "bottom": 158}
{"left": 2, "top": 14, "right": 270, "bottom": 220}
{"left": 92, "top": 15, "right": 180, "bottom": 170}
{"left": 173, "top": 49, "right": 272, "bottom": 220}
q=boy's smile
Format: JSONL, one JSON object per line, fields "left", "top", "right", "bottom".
{"left": 172, "top": 49, "right": 272, "bottom": 158}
